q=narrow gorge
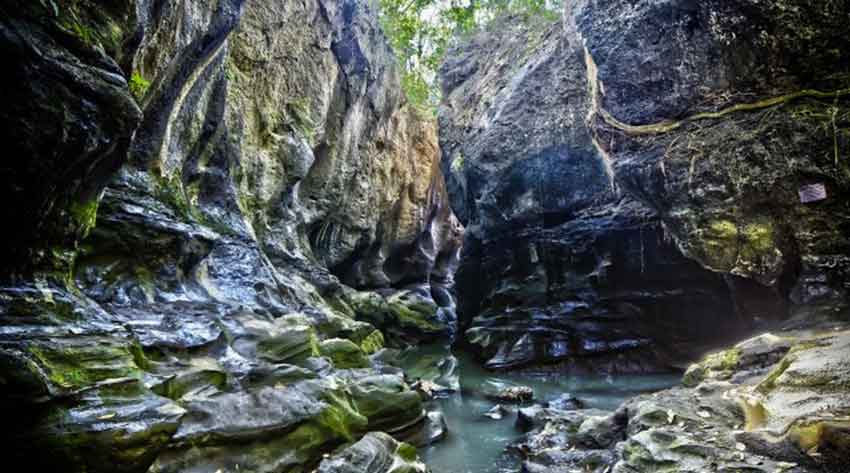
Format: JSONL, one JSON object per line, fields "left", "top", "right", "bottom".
{"left": 1, "top": 1, "right": 848, "bottom": 472}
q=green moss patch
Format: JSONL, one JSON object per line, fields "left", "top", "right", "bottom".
{"left": 359, "top": 330, "right": 385, "bottom": 355}
{"left": 257, "top": 326, "right": 320, "bottom": 364}
{"left": 396, "top": 442, "right": 418, "bottom": 462}
{"left": 699, "top": 219, "right": 739, "bottom": 271}
{"left": 348, "top": 291, "right": 448, "bottom": 345}
{"left": 26, "top": 338, "right": 144, "bottom": 392}
{"left": 151, "top": 369, "right": 227, "bottom": 401}
{"left": 683, "top": 347, "right": 741, "bottom": 387}
{"left": 284, "top": 390, "right": 369, "bottom": 463}
{"left": 350, "top": 375, "right": 424, "bottom": 432}
{"left": 319, "top": 338, "right": 369, "bottom": 369}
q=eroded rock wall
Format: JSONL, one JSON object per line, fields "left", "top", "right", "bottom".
{"left": 440, "top": 1, "right": 850, "bottom": 373}
{"left": 442, "top": 2, "right": 850, "bottom": 470}
{"left": 0, "top": 0, "right": 141, "bottom": 272}
{"left": 439, "top": 18, "right": 751, "bottom": 373}
{"left": 0, "top": 0, "right": 459, "bottom": 471}
{"left": 574, "top": 0, "right": 850, "bottom": 320}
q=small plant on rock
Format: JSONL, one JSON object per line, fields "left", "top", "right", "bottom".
{"left": 129, "top": 71, "right": 151, "bottom": 100}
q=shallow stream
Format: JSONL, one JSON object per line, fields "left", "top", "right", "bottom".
{"left": 397, "top": 345, "right": 680, "bottom": 473}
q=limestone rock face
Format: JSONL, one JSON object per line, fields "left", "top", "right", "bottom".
{"left": 574, "top": 0, "right": 850, "bottom": 318}
{"left": 221, "top": 0, "right": 462, "bottom": 293}
{"left": 1, "top": 0, "right": 455, "bottom": 471}
{"left": 439, "top": 18, "right": 752, "bottom": 373}
{"left": 440, "top": 2, "right": 850, "bottom": 372}
{"left": 440, "top": 1, "right": 850, "bottom": 471}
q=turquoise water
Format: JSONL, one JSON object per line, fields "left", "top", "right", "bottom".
{"left": 399, "top": 346, "right": 680, "bottom": 473}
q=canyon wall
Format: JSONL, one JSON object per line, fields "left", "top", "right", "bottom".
{"left": 3, "top": 0, "right": 850, "bottom": 471}
{"left": 440, "top": 1, "right": 850, "bottom": 373}
{"left": 441, "top": 1, "right": 850, "bottom": 471}
{"left": 0, "top": 0, "right": 458, "bottom": 471}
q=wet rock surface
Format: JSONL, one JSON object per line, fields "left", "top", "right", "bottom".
{"left": 439, "top": 2, "right": 850, "bottom": 374}
{"left": 439, "top": 17, "right": 757, "bottom": 374}
{"left": 483, "top": 385, "right": 534, "bottom": 404}
{"left": 573, "top": 0, "right": 850, "bottom": 322}
{"left": 0, "top": 0, "right": 457, "bottom": 471}
{"left": 517, "top": 327, "right": 850, "bottom": 472}
{"left": 0, "top": 0, "right": 141, "bottom": 272}
{"left": 318, "top": 431, "right": 427, "bottom": 473}
{"left": 4, "top": 0, "right": 850, "bottom": 471}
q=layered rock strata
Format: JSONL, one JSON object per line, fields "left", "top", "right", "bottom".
{"left": 0, "top": 0, "right": 460, "bottom": 471}
{"left": 439, "top": 1, "right": 850, "bottom": 373}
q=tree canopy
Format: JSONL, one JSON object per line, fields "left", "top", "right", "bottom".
{"left": 377, "top": 0, "right": 562, "bottom": 112}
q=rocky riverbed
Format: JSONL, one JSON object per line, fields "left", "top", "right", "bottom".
{"left": 516, "top": 321, "right": 850, "bottom": 472}
{"left": 392, "top": 345, "right": 680, "bottom": 473}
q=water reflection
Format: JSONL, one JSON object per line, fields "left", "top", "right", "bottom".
{"left": 397, "top": 345, "right": 680, "bottom": 473}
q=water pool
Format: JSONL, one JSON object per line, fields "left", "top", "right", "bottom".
{"left": 398, "top": 346, "right": 681, "bottom": 473}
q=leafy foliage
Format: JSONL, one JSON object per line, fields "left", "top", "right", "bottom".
{"left": 377, "top": 0, "right": 562, "bottom": 112}
{"left": 129, "top": 72, "right": 151, "bottom": 101}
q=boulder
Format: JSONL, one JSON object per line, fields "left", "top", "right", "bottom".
{"left": 400, "top": 410, "right": 449, "bottom": 447}
{"left": 320, "top": 338, "right": 370, "bottom": 370}
{"left": 318, "top": 432, "right": 427, "bottom": 473}
{"left": 482, "top": 382, "right": 534, "bottom": 403}
{"left": 547, "top": 393, "right": 585, "bottom": 411}
{"left": 484, "top": 405, "right": 508, "bottom": 420}
{"left": 349, "top": 374, "right": 426, "bottom": 434}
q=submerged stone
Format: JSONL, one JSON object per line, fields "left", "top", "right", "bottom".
{"left": 484, "top": 404, "right": 508, "bottom": 420}
{"left": 482, "top": 383, "right": 534, "bottom": 404}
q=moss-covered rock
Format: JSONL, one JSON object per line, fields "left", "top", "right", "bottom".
{"left": 359, "top": 330, "right": 385, "bottom": 355}
{"left": 317, "top": 432, "right": 428, "bottom": 473}
{"left": 150, "top": 368, "right": 228, "bottom": 401}
{"left": 33, "top": 381, "right": 185, "bottom": 473}
{"left": 320, "top": 338, "right": 370, "bottom": 369}
{"left": 522, "top": 329, "right": 850, "bottom": 472}
{"left": 682, "top": 347, "right": 741, "bottom": 387}
{"left": 149, "top": 383, "right": 370, "bottom": 473}
{"left": 349, "top": 290, "right": 450, "bottom": 345}
{"left": 349, "top": 374, "right": 426, "bottom": 434}
{"left": 252, "top": 323, "right": 321, "bottom": 365}
{"left": 25, "top": 338, "right": 145, "bottom": 393}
